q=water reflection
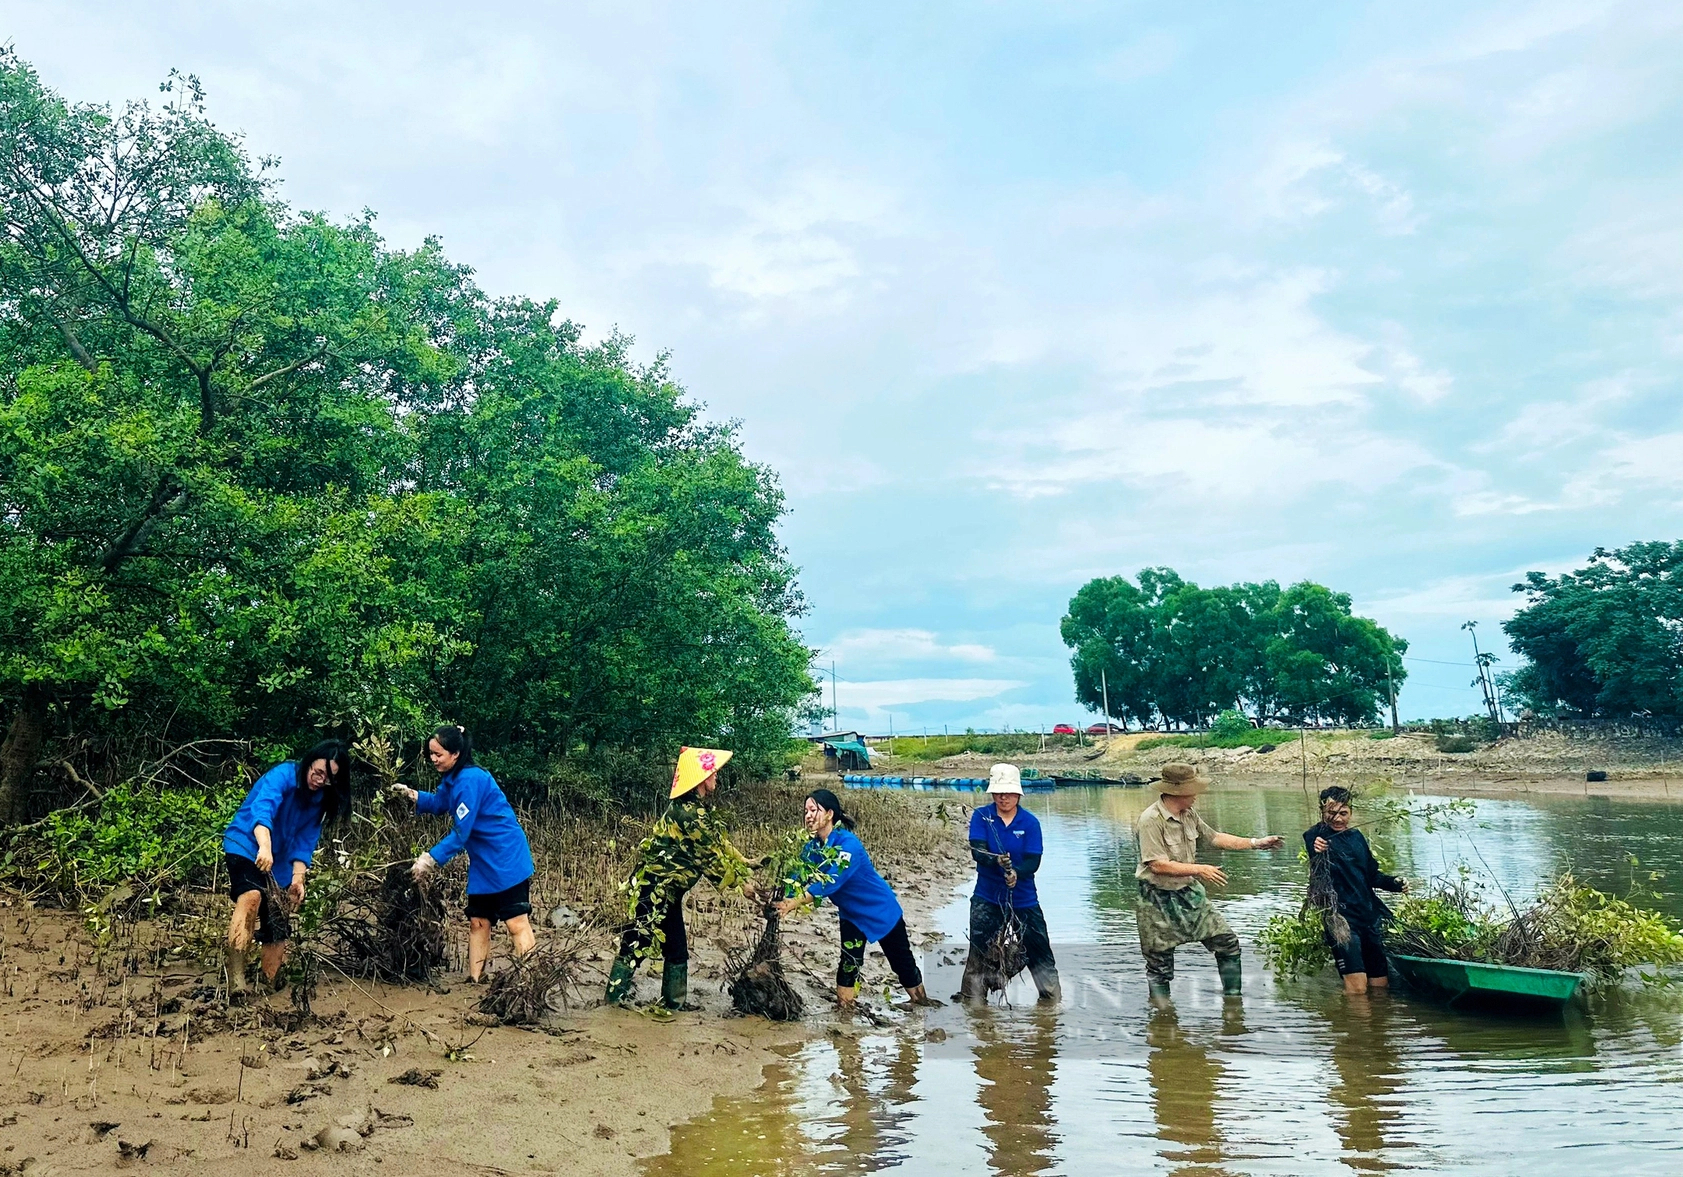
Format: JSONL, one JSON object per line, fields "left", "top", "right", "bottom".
{"left": 646, "top": 786, "right": 1683, "bottom": 1177}
{"left": 1325, "top": 996, "right": 1407, "bottom": 1172}
{"left": 1146, "top": 1008, "right": 1230, "bottom": 1175}
{"left": 967, "top": 1005, "right": 1058, "bottom": 1175}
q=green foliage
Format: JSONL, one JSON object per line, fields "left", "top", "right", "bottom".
{"left": 1504, "top": 542, "right": 1683, "bottom": 718}
{"left": 1210, "top": 709, "right": 1252, "bottom": 740}
{"left": 1435, "top": 734, "right": 1477, "bottom": 753}
{"left": 1258, "top": 907, "right": 1334, "bottom": 980}
{"left": 1368, "top": 729, "right": 1397, "bottom": 740}
{"left": 1061, "top": 569, "right": 1405, "bottom": 730}
{"left": 1136, "top": 729, "right": 1286, "bottom": 751}
{"left": 3, "top": 781, "right": 242, "bottom": 903}
{"left": 0, "top": 53, "right": 814, "bottom": 818}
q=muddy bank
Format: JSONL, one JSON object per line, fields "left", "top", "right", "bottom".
{"left": 0, "top": 784, "right": 972, "bottom": 1176}
{"left": 875, "top": 729, "right": 1683, "bottom": 801}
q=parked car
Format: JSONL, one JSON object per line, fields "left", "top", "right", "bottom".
{"left": 1052, "top": 723, "right": 1078, "bottom": 735}
{"left": 1087, "top": 723, "right": 1124, "bottom": 735}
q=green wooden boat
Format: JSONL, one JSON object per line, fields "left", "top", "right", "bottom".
{"left": 1391, "top": 953, "right": 1586, "bottom": 1010}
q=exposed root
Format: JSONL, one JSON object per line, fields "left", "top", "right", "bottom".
{"left": 478, "top": 925, "right": 596, "bottom": 1025}
{"left": 726, "top": 908, "right": 803, "bottom": 1021}
{"left": 975, "top": 910, "right": 1028, "bottom": 997}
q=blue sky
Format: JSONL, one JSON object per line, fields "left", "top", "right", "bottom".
{"left": 13, "top": 1, "right": 1683, "bottom": 731}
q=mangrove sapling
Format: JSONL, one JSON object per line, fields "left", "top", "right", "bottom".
{"left": 725, "top": 907, "right": 803, "bottom": 1021}
{"left": 974, "top": 903, "right": 1028, "bottom": 1000}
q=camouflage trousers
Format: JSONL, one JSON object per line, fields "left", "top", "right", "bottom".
{"left": 1136, "top": 879, "right": 1240, "bottom": 984}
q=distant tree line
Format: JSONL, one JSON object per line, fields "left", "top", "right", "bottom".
{"left": 0, "top": 54, "right": 814, "bottom": 822}
{"left": 1060, "top": 568, "right": 1407, "bottom": 730}
{"left": 1502, "top": 542, "right": 1683, "bottom": 721}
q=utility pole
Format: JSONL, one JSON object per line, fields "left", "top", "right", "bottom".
{"left": 831, "top": 659, "right": 839, "bottom": 732}
{"left": 1101, "top": 667, "right": 1112, "bottom": 748}
{"left": 1386, "top": 662, "right": 1400, "bottom": 735}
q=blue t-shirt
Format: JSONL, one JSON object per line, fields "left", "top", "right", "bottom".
{"left": 969, "top": 803, "right": 1043, "bottom": 909}
{"left": 799, "top": 827, "right": 904, "bottom": 943}
{"left": 415, "top": 765, "right": 535, "bottom": 895}
{"left": 223, "top": 762, "right": 327, "bottom": 879}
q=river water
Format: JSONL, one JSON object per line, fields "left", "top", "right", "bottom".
{"left": 643, "top": 785, "right": 1683, "bottom": 1176}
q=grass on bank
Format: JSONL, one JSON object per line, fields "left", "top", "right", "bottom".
{"left": 880, "top": 733, "right": 1086, "bottom": 762}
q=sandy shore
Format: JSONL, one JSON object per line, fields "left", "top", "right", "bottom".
{"left": 0, "top": 785, "right": 973, "bottom": 1176}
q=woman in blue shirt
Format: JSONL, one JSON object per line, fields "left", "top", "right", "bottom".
{"left": 390, "top": 726, "right": 536, "bottom": 983}
{"left": 223, "top": 740, "right": 348, "bottom": 997}
{"left": 956, "top": 763, "right": 1060, "bottom": 1003}
{"left": 773, "top": 788, "right": 937, "bottom": 1009}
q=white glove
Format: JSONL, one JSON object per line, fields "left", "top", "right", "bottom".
{"left": 389, "top": 784, "right": 418, "bottom": 803}
{"left": 411, "top": 852, "right": 437, "bottom": 880}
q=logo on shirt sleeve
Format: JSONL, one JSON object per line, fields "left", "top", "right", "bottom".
{"left": 455, "top": 802, "right": 469, "bottom": 820}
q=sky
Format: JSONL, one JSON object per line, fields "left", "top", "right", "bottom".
{"left": 10, "top": 1, "right": 1683, "bottom": 733}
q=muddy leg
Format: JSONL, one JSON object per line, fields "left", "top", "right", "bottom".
{"left": 468, "top": 918, "right": 493, "bottom": 981}
{"left": 507, "top": 914, "right": 536, "bottom": 958}
{"left": 225, "top": 891, "right": 261, "bottom": 995}
{"left": 260, "top": 941, "right": 288, "bottom": 983}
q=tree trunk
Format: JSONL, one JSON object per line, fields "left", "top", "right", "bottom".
{"left": 0, "top": 687, "right": 48, "bottom": 825}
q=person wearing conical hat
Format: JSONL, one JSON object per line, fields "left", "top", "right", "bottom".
{"left": 604, "top": 747, "right": 756, "bottom": 1011}
{"left": 1135, "top": 762, "right": 1282, "bottom": 1007}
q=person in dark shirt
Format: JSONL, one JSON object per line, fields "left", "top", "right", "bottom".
{"left": 1303, "top": 786, "right": 1407, "bottom": 995}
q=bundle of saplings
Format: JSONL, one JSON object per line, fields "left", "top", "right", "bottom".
{"left": 1262, "top": 870, "right": 1683, "bottom": 987}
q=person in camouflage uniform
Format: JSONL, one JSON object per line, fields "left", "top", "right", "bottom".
{"left": 1135, "top": 762, "right": 1283, "bottom": 1006}
{"left": 604, "top": 747, "right": 756, "bottom": 1011}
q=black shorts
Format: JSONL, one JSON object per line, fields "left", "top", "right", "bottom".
{"left": 226, "top": 853, "right": 291, "bottom": 945}
{"left": 1329, "top": 920, "right": 1389, "bottom": 978}
{"left": 465, "top": 878, "right": 533, "bottom": 926}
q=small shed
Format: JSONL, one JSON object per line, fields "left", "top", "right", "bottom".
{"left": 822, "top": 739, "right": 872, "bottom": 772}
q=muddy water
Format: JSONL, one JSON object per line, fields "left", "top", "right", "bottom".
{"left": 643, "top": 786, "right": 1683, "bottom": 1176}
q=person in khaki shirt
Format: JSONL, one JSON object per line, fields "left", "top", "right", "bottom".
{"left": 1135, "top": 763, "right": 1282, "bottom": 1006}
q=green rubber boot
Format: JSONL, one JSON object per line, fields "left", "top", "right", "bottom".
{"left": 604, "top": 957, "right": 637, "bottom": 1006}
{"left": 659, "top": 962, "right": 700, "bottom": 1012}
{"left": 1217, "top": 955, "right": 1243, "bottom": 997}
{"left": 1147, "top": 981, "right": 1173, "bottom": 1008}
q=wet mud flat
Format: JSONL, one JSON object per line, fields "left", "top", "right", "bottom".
{"left": 0, "top": 790, "right": 973, "bottom": 1176}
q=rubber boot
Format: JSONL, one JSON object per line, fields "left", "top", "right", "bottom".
{"left": 1147, "top": 980, "right": 1173, "bottom": 1009}
{"left": 1030, "top": 964, "right": 1062, "bottom": 1004}
{"left": 1217, "top": 955, "right": 1243, "bottom": 997}
{"left": 604, "top": 957, "right": 637, "bottom": 1007}
{"left": 659, "top": 962, "right": 700, "bottom": 1012}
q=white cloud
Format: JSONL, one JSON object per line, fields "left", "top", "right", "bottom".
{"left": 826, "top": 628, "right": 997, "bottom": 664}
{"left": 987, "top": 413, "right": 1439, "bottom": 502}
{"left": 834, "top": 678, "right": 1027, "bottom": 713}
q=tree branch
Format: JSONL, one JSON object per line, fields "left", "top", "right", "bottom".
{"left": 42, "top": 308, "right": 98, "bottom": 373}
{"left": 248, "top": 341, "right": 332, "bottom": 392}
{"left": 95, "top": 478, "right": 189, "bottom": 573}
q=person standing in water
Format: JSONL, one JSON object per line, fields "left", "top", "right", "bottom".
{"left": 1304, "top": 786, "right": 1407, "bottom": 995}
{"left": 390, "top": 726, "right": 536, "bottom": 983}
{"left": 773, "top": 788, "right": 939, "bottom": 1008}
{"left": 604, "top": 747, "right": 756, "bottom": 1011}
{"left": 223, "top": 741, "right": 349, "bottom": 997}
{"left": 1135, "top": 762, "right": 1283, "bottom": 1005}
{"left": 956, "top": 763, "right": 1060, "bottom": 1002}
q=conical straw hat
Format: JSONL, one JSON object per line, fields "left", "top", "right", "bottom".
{"left": 671, "top": 746, "right": 732, "bottom": 798}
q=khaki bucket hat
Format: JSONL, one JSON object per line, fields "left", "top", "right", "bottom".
{"left": 1158, "top": 762, "right": 1212, "bottom": 797}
